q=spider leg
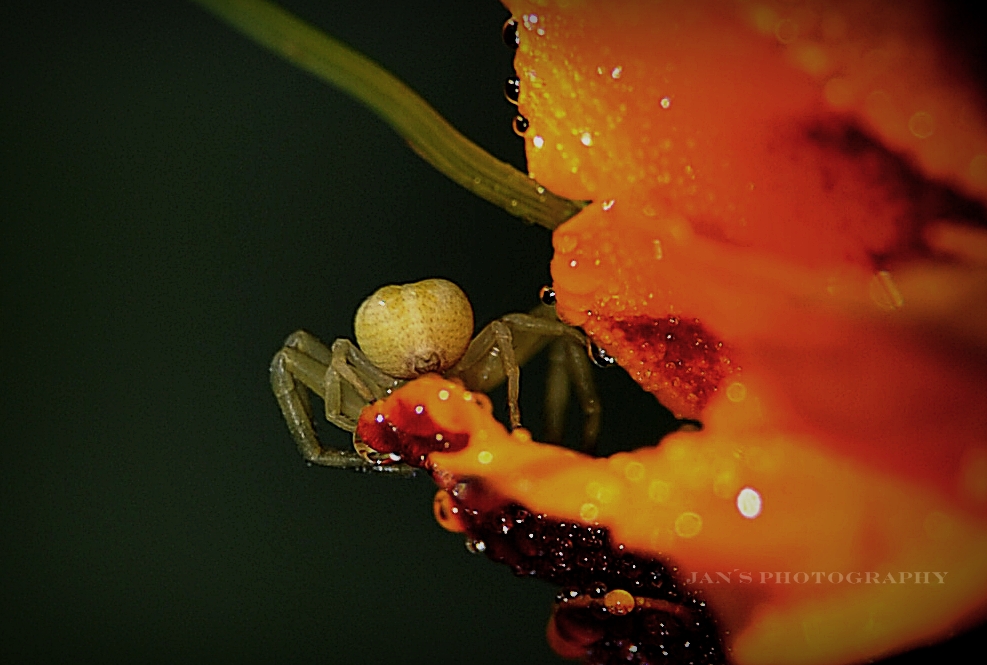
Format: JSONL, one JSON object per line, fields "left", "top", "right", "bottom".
{"left": 452, "top": 320, "right": 522, "bottom": 428}
{"left": 543, "top": 338, "right": 570, "bottom": 444}
{"left": 270, "top": 331, "right": 411, "bottom": 475}
{"left": 559, "top": 335, "right": 602, "bottom": 452}
{"left": 450, "top": 305, "right": 601, "bottom": 450}
{"left": 326, "top": 338, "right": 401, "bottom": 429}
{"left": 503, "top": 310, "right": 600, "bottom": 450}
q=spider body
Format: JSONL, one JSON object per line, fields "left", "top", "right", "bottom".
{"left": 270, "top": 278, "right": 601, "bottom": 474}
{"left": 354, "top": 279, "right": 473, "bottom": 379}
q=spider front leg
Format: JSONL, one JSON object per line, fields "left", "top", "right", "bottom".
{"left": 448, "top": 305, "right": 601, "bottom": 451}
{"left": 270, "top": 330, "right": 411, "bottom": 474}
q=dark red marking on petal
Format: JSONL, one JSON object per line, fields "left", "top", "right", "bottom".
{"left": 605, "top": 316, "right": 734, "bottom": 419}
{"left": 356, "top": 397, "right": 469, "bottom": 467}
{"left": 800, "top": 120, "right": 987, "bottom": 267}
{"left": 446, "top": 479, "right": 724, "bottom": 665}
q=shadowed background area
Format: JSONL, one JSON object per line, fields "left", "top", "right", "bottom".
{"left": 1, "top": 1, "right": 984, "bottom": 663}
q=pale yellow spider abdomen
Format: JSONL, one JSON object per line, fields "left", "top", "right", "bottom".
{"left": 354, "top": 278, "right": 474, "bottom": 379}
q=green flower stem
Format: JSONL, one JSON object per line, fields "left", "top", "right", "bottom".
{"left": 192, "top": 0, "right": 586, "bottom": 230}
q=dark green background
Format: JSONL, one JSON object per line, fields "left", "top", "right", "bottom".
{"left": 2, "top": 1, "right": 984, "bottom": 663}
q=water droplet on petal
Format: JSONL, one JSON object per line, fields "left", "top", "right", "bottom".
{"left": 869, "top": 270, "right": 904, "bottom": 311}
{"left": 513, "top": 113, "right": 530, "bottom": 135}
{"left": 726, "top": 382, "right": 747, "bottom": 402}
{"left": 908, "top": 111, "right": 934, "bottom": 138}
{"left": 555, "top": 234, "right": 578, "bottom": 253}
{"left": 674, "top": 512, "right": 703, "bottom": 538}
{"left": 580, "top": 502, "right": 599, "bottom": 521}
{"left": 588, "top": 342, "right": 616, "bottom": 367}
{"left": 775, "top": 18, "right": 799, "bottom": 44}
{"left": 502, "top": 19, "right": 519, "bottom": 49}
{"left": 504, "top": 76, "right": 520, "bottom": 104}
{"left": 603, "top": 589, "right": 635, "bottom": 615}
{"left": 736, "top": 487, "right": 762, "bottom": 519}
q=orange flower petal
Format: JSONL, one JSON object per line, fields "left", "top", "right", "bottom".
{"left": 355, "top": 2, "right": 987, "bottom": 663}
{"left": 503, "top": 0, "right": 987, "bottom": 662}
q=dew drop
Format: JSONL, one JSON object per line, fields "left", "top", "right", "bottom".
{"left": 775, "top": 18, "right": 799, "bottom": 44}
{"left": 555, "top": 234, "right": 578, "bottom": 254}
{"left": 869, "top": 270, "right": 904, "bottom": 311}
{"left": 580, "top": 502, "right": 599, "bottom": 521}
{"left": 908, "top": 111, "right": 934, "bottom": 139}
{"left": 504, "top": 76, "right": 520, "bottom": 104}
{"left": 726, "top": 382, "right": 747, "bottom": 403}
{"left": 513, "top": 113, "right": 530, "bottom": 135}
{"left": 736, "top": 487, "right": 762, "bottom": 519}
{"left": 539, "top": 286, "right": 557, "bottom": 305}
{"left": 588, "top": 342, "right": 616, "bottom": 367}
{"left": 603, "top": 589, "right": 635, "bottom": 615}
{"left": 674, "top": 512, "right": 703, "bottom": 538}
{"left": 433, "top": 490, "right": 465, "bottom": 533}
{"left": 502, "top": 19, "right": 519, "bottom": 49}
{"left": 624, "top": 461, "right": 645, "bottom": 482}
{"left": 648, "top": 480, "right": 671, "bottom": 504}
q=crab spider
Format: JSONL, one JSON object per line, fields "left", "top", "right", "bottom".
{"left": 270, "top": 279, "right": 601, "bottom": 474}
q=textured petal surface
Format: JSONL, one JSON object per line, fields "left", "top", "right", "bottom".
{"left": 354, "top": 2, "right": 987, "bottom": 664}
{"left": 503, "top": 1, "right": 987, "bottom": 662}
